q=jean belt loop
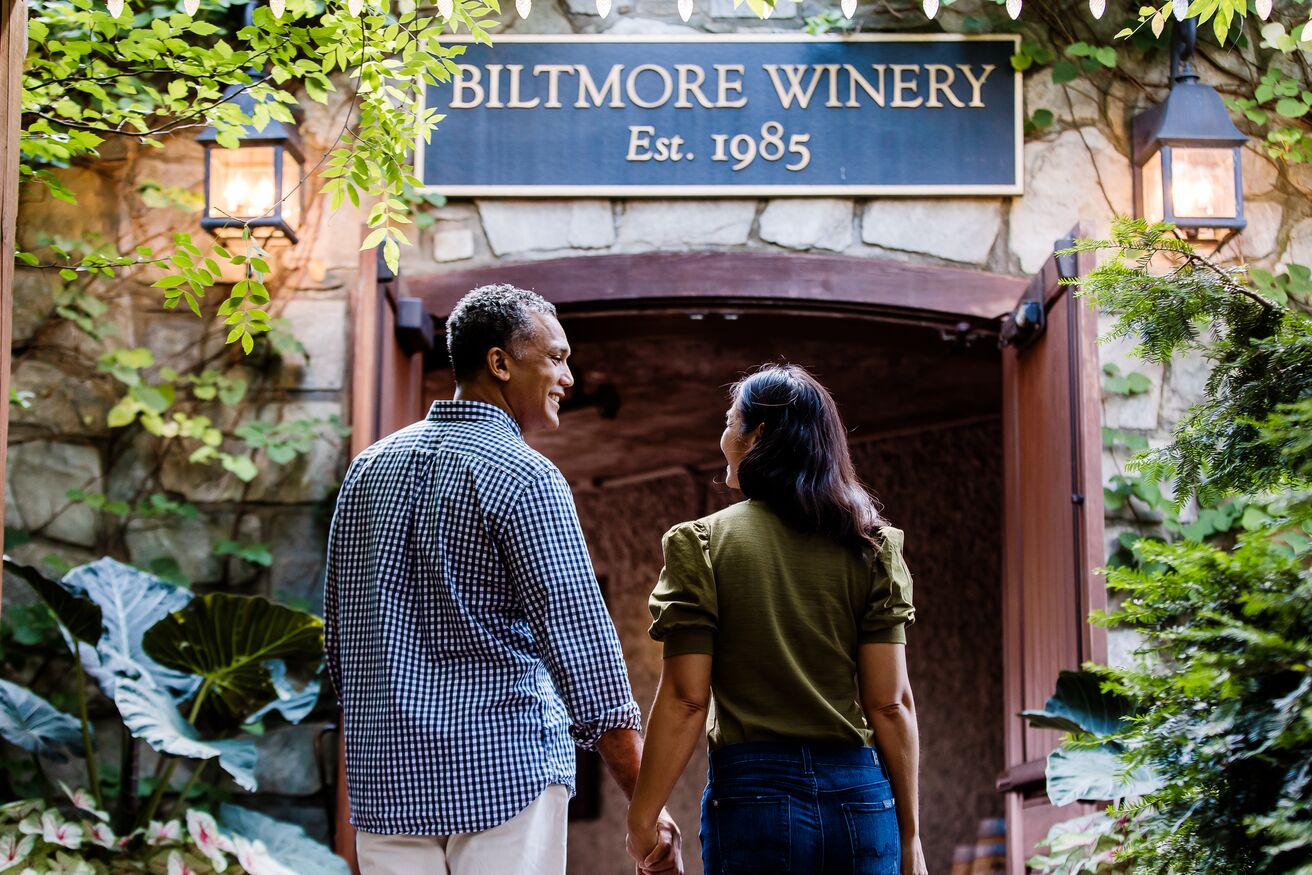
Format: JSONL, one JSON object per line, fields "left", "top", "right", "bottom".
{"left": 801, "top": 745, "right": 814, "bottom": 776}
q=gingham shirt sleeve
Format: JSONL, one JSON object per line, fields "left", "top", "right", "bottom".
{"left": 499, "top": 468, "right": 642, "bottom": 749}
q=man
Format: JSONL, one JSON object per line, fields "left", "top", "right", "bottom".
{"left": 324, "top": 284, "right": 680, "bottom": 875}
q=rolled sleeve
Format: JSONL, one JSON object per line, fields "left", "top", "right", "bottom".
{"left": 500, "top": 468, "right": 642, "bottom": 749}
{"left": 648, "top": 521, "right": 717, "bottom": 657}
{"left": 860, "top": 526, "right": 916, "bottom": 645}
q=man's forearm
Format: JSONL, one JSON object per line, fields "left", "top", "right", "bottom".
{"left": 595, "top": 727, "right": 644, "bottom": 800}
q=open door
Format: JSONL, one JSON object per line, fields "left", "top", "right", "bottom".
{"left": 997, "top": 231, "right": 1107, "bottom": 874}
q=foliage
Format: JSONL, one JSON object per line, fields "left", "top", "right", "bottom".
{"left": 0, "top": 557, "right": 324, "bottom": 839}
{"left": 0, "top": 794, "right": 348, "bottom": 875}
{"left": 1029, "top": 812, "right": 1136, "bottom": 875}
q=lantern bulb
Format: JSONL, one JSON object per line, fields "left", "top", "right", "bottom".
{"left": 183, "top": 0, "right": 198, "bottom": 14}
{"left": 1171, "top": 0, "right": 1187, "bottom": 19}
{"left": 1006, "top": 0, "right": 1021, "bottom": 18}
{"left": 678, "top": 0, "right": 692, "bottom": 20}
{"left": 840, "top": 0, "right": 856, "bottom": 18}
{"left": 270, "top": 0, "right": 285, "bottom": 16}
{"left": 1255, "top": 0, "right": 1271, "bottom": 18}
{"left": 107, "top": 0, "right": 124, "bottom": 16}
{"left": 516, "top": 0, "right": 529, "bottom": 17}
{"left": 348, "top": 0, "right": 363, "bottom": 15}
{"left": 595, "top": 0, "right": 610, "bottom": 14}
{"left": 438, "top": 0, "right": 453, "bottom": 16}
{"left": 922, "top": 0, "right": 937, "bottom": 16}
{"left": 1089, "top": 0, "right": 1104, "bottom": 17}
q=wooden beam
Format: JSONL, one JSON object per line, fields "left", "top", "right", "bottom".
{"left": 0, "top": 0, "right": 27, "bottom": 611}
{"left": 405, "top": 251, "right": 1027, "bottom": 323}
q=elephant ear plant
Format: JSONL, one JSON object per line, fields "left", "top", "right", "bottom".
{"left": 0, "top": 556, "right": 347, "bottom": 875}
{"left": 1022, "top": 670, "right": 1160, "bottom": 875}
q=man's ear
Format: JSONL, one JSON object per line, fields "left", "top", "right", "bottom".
{"left": 486, "top": 347, "right": 513, "bottom": 383}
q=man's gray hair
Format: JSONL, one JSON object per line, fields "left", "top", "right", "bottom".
{"left": 445, "top": 283, "right": 557, "bottom": 383}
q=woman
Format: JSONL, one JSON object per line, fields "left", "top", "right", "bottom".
{"left": 627, "top": 363, "right": 927, "bottom": 875}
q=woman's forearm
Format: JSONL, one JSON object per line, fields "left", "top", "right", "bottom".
{"left": 627, "top": 684, "right": 708, "bottom": 832}
{"left": 867, "top": 694, "right": 921, "bottom": 840}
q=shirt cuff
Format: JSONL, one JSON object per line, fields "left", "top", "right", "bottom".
{"left": 859, "top": 624, "right": 907, "bottom": 645}
{"left": 570, "top": 700, "right": 643, "bottom": 751}
{"left": 660, "top": 628, "right": 715, "bottom": 657}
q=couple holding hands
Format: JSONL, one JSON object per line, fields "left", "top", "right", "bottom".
{"left": 324, "top": 284, "right": 927, "bottom": 875}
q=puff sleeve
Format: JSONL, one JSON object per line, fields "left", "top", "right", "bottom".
{"left": 648, "top": 520, "right": 717, "bottom": 657}
{"left": 860, "top": 526, "right": 916, "bottom": 645}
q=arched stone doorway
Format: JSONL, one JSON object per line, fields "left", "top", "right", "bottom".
{"left": 343, "top": 247, "right": 1105, "bottom": 875}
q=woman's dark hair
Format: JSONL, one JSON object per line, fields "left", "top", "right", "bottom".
{"left": 731, "top": 364, "right": 886, "bottom": 551}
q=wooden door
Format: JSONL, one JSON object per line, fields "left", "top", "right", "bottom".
{"left": 998, "top": 231, "right": 1107, "bottom": 874}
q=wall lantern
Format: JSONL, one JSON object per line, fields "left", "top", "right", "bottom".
{"left": 1131, "top": 18, "right": 1247, "bottom": 249}
{"left": 196, "top": 83, "right": 305, "bottom": 245}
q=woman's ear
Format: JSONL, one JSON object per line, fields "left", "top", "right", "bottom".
{"left": 747, "top": 422, "right": 766, "bottom": 447}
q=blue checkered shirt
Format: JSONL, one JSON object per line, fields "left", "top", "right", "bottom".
{"left": 323, "top": 400, "right": 642, "bottom": 835}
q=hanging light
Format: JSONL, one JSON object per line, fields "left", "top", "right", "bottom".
{"left": 196, "top": 82, "right": 305, "bottom": 246}
{"left": 1255, "top": 0, "right": 1271, "bottom": 18}
{"left": 595, "top": 0, "right": 611, "bottom": 15}
{"left": 270, "top": 0, "right": 285, "bottom": 17}
{"left": 107, "top": 0, "right": 124, "bottom": 16}
{"left": 840, "top": 0, "right": 855, "bottom": 18}
{"left": 922, "top": 0, "right": 938, "bottom": 17}
{"left": 1131, "top": 18, "right": 1247, "bottom": 249}
{"left": 515, "top": 0, "right": 529, "bottom": 17}
{"left": 1089, "top": 0, "right": 1105, "bottom": 18}
{"left": 438, "top": 0, "right": 453, "bottom": 16}
{"left": 1171, "top": 0, "right": 1188, "bottom": 19}
{"left": 678, "top": 0, "right": 692, "bottom": 20}
{"left": 1006, "top": 0, "right": 1021, "bottom": 19}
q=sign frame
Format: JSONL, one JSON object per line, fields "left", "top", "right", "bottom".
{"left": 414, "top": 32, "right": 1024, "bottom": 198}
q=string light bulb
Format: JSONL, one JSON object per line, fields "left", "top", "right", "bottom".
{"left": 1171, "top": 0, "right": 1187, "bottom": 19}
{"left": 183, "top": 0, "right": 199, "bottom": 14}
{"left": 1089, "top": 0, "right": 1104, "bottom": 18}
{"left": 678, "top": 0, "right": 692, "bottom": 20}
{"left": 438, "top": 0, "right": 453, "bottom": 16}
{"left": 840, "top": 0, "right": 855, "bottom": 18}
{"left": 347, "top": 0, "right": 363, "bottom": 14}
{"left": 922, "top": 0, "right": 937, "bottom": 17}
{"left": 107, "top": 0, "right": 124, "bottom": 16}
{"left": 516, "top": 0, "right": 529, "bottom": 16}
{"left": 595, "top": 0, "right": 611, "bottom": 14}
{"left": 1006, "top": 0, "right": 1021, "bottom": 19}
{"left": 1255, "top": 0, "right": 1271, "bottom": 18}
{"left": 270, "top": 0, "right": 285, "bottom": 17}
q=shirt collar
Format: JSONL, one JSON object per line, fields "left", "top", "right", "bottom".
{"left": 426, "top": 400, "right": 523, "bottom": 437}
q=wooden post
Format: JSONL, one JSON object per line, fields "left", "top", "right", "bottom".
{"left": 0, "top": 0, "right": 27, "bottom": 613}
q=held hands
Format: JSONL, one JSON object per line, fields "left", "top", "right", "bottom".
{"left": 902, "top": 834, "right": 928, "bottom": 875}
{"left": 625, "top": 808, "right": 683, "bottom": 875}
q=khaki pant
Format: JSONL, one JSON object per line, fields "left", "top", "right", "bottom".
{"left": 355, "top": 785, "right": 569, "bottom": 875}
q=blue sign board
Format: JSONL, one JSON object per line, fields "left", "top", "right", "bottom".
{"left": 418, "top": 35, "right": 1022, "bottom": 196}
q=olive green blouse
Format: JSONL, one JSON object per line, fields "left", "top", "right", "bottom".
{"left": 647, "top": 499, "right": 915, "bottom": 750}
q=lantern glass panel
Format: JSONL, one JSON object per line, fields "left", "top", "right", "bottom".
{"left": 209, "top": 146, "right": 278, "bottom": 221}
{"left": 1170, "top": 147, "right": 1236, "bottom": 220}
{"left": 1142, "top": 149, "right": 1164, "bottom": 224}
{"left": 281, "top": 149, "right": 303, "bottom": 232}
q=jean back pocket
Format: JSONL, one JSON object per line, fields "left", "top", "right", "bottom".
{"left": 842, "top": 798, "right": 899, "bottom": 875}
{"left": 713, "top": 795, "right": 791, "bottom": 874}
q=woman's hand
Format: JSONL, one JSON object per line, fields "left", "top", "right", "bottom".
{"left": 901, "top": 834, "right": 928, "bottom": 875}
{"left": 626, "top": 808, "right": 682, "bottom": 874}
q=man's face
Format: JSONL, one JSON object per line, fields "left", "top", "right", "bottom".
{"left": 503, "top": 312, "right": 573, "bottom": 433}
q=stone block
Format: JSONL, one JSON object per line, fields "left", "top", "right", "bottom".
{"left": 617, "top": 200, "right": 756, "bottom": 249}
{"left": 860, "top": 199, "right": 1002, "bottom": 265}
{"left": 501, "top": 0, "right": 576, "bottom": 31}
{"left": 10, "top": 358, "right": 119, "bottom": 439}
{"left": 11, "top": 269, "right": 57, "bottom": 347}
{"left": 1277, "top": 216, "right": 1312, "bottom": 272}
{"left": 478, "top": 200, "right": 616, "bottom": 255}
{"left": 254, "top": 723, "right": 330, "bottom": 796}
{"left": 1237, "top": 199, "right": 1282, "bottom": 261}
{"left": 263, "top": 508, "right": 330, "bottom": 609}
{"left": 758, "top": 199, "right": 853, "bottom": 251}
{"left": 1009, "top": 127, "right": 1133, "bottom": 274}
{"left": 1159, "top": 347, "right": 1210, "bottom": 429}
{"left": 17, "top": 167, "right": 118, "bottom": 254}
{"left": 124, "top": 511, "right": 236, "bottom": 586}
{"left": 1023, "top": 73, "right": 1101, "bottom": 128}
{"left": 1099, "top": 313, "right": 1164, "bottom": 432}
{"left": 1242, "top": 145, "right": 1278, "bottom": 198}
{"left": 433, "top": 224, "right": 476, "bottom": 262}
{"left": 6, "top": 442, "right": 102, "bottom": 547}
{"left": 245, "top": 401, "right": 349, "bottom": 504}
{"left": 604, "top": 15, "right": 698, "bottom": 32}
{"left": 271, "top": 296, "right": 348, "bottom": 392}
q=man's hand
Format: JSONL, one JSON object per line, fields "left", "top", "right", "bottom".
{"left": 901, "top": 834, "right": 928, "bottom": 875}
{"left": 625, "top": 808, "right": 682, "bottom": 874}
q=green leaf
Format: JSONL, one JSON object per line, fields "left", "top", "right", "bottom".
{"left": 360, "top": 227, "right": 387, "bottom": 250}
{"left": 0, "top": 679, "right": 85, "bottom": 762}
{"left": 1276, "top": 97, "right": 1310, "bottom": 119}
{"left": 113, "top": 676, "right": 257, "bottom": 791}
{"left": 1051, "top": 60, "right": 1080, "bottom": 85}
{"left": 143, "top": 593, "right": 324, "bottom": 727}
{"left": 3, "top": 556, "right": 102, "bottom": 645}
{"left": 220, "top": 804, "right": 349, "bottom": 875}
{"left": 1021, "top": 670, "right": 1139, "bottom": 737}
{"left": 1046, "top": 745, "right": 1161, "bottom": 806}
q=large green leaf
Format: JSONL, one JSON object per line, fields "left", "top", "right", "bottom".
{"left": 1022, "top": 670, "right": 1137, "bottom": 738}
{"left": 113, "top": 676, "right": 257, "bottom": 791}
{"left": 3, "top": 556, "right": 101, "bottom": 645}
{"left": 0, "top": 679, "right": 85, "bottom": 762}
{"left": 143, "top": 594, "right": 323, "bottom": 726}
{"left": 62, "top": 558, "right": 198, "bottom": 701}
{"left": 1046, "top": 744, "right": 1161, "bottom": 806}
{"left": 245, "top": 660, "right": 320, "bottom": 726}
{"left": 220, "top": 804, "right": 350, "bottom": 875}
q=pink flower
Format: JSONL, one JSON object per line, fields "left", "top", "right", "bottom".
{"left": 167, "top": 850, "right": 203, "bottom": 875}
{"left": 58, "top": 783, "right": 108, "bottom": 824}
{"left": 87, "top": 822, "right": 117, "bottom": 849}
{"left": 232, "top": 837, "right": 296, "bottom": 875}
{"left": 27, "top": 811, "right": 84, "bottom": 850}
{"left": 0, "top": 833, "right": 36, "bottom": 872}
{"left": 185, "top": 810, "right": 231, "bottom": 872}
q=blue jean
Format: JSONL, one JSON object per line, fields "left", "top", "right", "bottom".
{"left": 700, "top": 742, "right": 901, "bottom": 875}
